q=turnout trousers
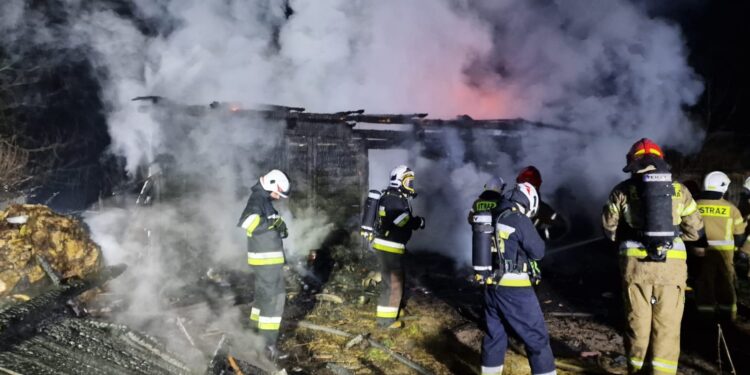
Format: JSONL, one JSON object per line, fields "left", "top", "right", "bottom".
{"left": 624, "top": 283, "right": 683, "bottom": 375}
{"left": 375, "top": 249, "right": 405, "bottom": 327}
{"left": 695, "top": 250, "right": 737, "bottom": 320}
{"left": 481, "top": 286, "right": 556, "bottom": 375}
{"left": 249, "top": 262, "right": 286, "bottom": 345}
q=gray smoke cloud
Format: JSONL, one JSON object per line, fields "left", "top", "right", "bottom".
{"left": 0, "top": 0, "right": 703, "bottom": 361}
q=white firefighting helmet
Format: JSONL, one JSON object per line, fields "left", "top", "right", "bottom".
{"left": 703, "top": 171, "right": 730, "bottom": 194}
{"left": 260, "top": 169, "right": 290, "bottom": 198}
{"left": 510, "top": 182, "right": 539, "bottom": 218}
{"left": 389, "top": 165, "right": 415, "bottom": 195}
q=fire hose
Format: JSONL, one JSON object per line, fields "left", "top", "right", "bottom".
{"left": 544, "top": 236, "right": 606, "bottom": 257}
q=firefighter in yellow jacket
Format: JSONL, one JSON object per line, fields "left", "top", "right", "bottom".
{"left": 695, "top": 171, "right": 747, "bottom": 320}
{"left": 739, "top": 176, "right": 750, "bottom": 277}
{"left": 602, "top": 138, "right": 705, "bottom": 375}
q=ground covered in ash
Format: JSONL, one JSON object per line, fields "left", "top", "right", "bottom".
{"left": 4, "top": 213, "right": 750, "bottom": 374}
{"left": 272, "top": 244, "right": 750, "bottom": 375}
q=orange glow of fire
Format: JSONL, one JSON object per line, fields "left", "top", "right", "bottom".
{"left": 449, "top": 84, "right": 512, "bottom": 120}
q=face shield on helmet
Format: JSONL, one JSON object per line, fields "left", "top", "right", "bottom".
{"left": 703, "top": 171, "right": 730, "bottom": 194}
{"left": 260, "top": 169, "right": 291, "bottom": 198}
{"left": 389, "top": 165, "right": 416, "bottom": 196}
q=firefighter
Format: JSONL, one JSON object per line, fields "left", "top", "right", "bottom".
{"left": 467, "top": 177, "right": 506, "bottom": 224}
{"left": 516, "top": 166, "right": 567, "bottom": 241}
{"left": 480, "top": 182, "right": 556, "bottom": 375}
{"left": 739, "top": 177, "right": 750, "bottom": 277}
{"left": 373, "top": 165, "right": 425, "bottom": 329}
{"left": 602, "top": 138, "right": 705, "bottom": 375}
{"left": 695, "top": 171, "right": 747, "bottom": 320}
{"left": 237, "top": 169, "right": 291, "bottom": 361}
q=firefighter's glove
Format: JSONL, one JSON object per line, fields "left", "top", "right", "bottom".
{"left": 528, "top": 260, "right": 542, "bottom": 286}
{"left": 737, "top": 251, "right": 749, "bottom": 262}
{"left": 416, "top": 216, "right": 426, "bottom": 230}
{"left": 269, "top": 216, "right": 288, "bottom": 239}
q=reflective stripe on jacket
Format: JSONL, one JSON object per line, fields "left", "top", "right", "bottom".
{"left": 602, "top": 178, "right": 704, "bottom": 286}
{"left": 697, "top": 198, "right": 746, "bottom": 251}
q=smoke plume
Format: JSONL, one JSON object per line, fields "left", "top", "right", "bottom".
{"left": 0, "top": 0, "right": 704, "bottom": 362}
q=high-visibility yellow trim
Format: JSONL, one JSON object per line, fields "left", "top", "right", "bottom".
{"left": 497, "top": 223, "right": 515, "bottom": 240}
{"left": 652, "top": 358, "right": 678, "bottom": 374}
{"left": 250, "top": 307, "right": 260, "bottom": 321}
{"left": 698, "top": 204, "right": 730, "bottom": 218}
{"left": 394, "top": 213, "right": 410, "bottom": 227}
{"left": 372, "top": 238, "right": 406, "bottom": 254}
{"left": 258, "top": 316, "right": 282, "bottom": 330}
{"left": 654, "top": 358, "right": 678, "bottom": 366}
{"left": 498, "top": 273, "right": 532, "bottom": 287}
{"left": 376, "top": 305, "right": 399, "bottom": 318}
{"left": 634, "top": 148, "right": 661, "bottom": 157}
{"left": 681, "top": 200, "right": 697, "bottom": 216}
{"left": 630, "top": 357, "right": 644, "bottom": 369}
{"left": 621, "top": 248, "right": 687, "bottom": 260}
{"left": 247, "top": 251, "right": 285, "bottom": 266}
{"left": 378, "top": 206, "right": 386, "bottom": 217}
{"left": 243, "top": 214, "right": 261, "bottom": 237}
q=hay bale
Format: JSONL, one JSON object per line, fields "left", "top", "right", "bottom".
{"left": 0, "top": 204, "right": 102, "bottom": 296}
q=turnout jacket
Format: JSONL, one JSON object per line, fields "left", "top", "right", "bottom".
{"left": 494, "top": 200, "right": 546, "bottom": 287}
{"left": 237, "top": 183, "right": 284, "bottom": 264}
{"left": 740, "top": 191, "right": 750, "bottom": 256}
{"left": 373, "top": 188, "right": 421, "bottom": 254}
{"left": 696, "top": 193, "right": 746, "bottom": 251}
{"left": 467, "top": 190, "right": 505, "bottom": 225}
{"left": 533, "top": 200, "right": 567, "bottom": 241}
{"left": 602, "top": 176, "right": 704, "bottom": 286}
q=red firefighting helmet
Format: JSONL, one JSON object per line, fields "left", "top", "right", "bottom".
{"left": 623, "top": 138, "right": 664, "bottom": 172}
{"left": 516, "top": 166, "right": 542, "bottom": 192}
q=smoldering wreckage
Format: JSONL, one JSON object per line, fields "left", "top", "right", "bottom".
{"left": 1, "top": 99, "right": 750, "bottom": 375}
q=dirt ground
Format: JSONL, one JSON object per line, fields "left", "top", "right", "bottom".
{"left": 272, "top": 247, "right": 750, "bottom": 375}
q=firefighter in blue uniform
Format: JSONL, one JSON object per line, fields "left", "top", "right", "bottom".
{"left": 237, "top": 169, "right": 291, "bottom": 361}
{"left": 372, "top": 165, "right": 425, "bottom": 328}
{"left": 477, "top": 182, "right": 556, "bottom": 375}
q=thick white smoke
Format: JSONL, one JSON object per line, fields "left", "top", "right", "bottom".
{"left": 0, "top": 0, "right": 704, "bottom": 361}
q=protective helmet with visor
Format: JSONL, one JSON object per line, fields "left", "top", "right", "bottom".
{"left": 389, "top": 165, "right": 416, "bottom": 196}
{"left": 260, "top": 169, "right": 291, "bottom": 198}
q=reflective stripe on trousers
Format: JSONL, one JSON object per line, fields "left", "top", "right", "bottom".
{"left": 619, "top": 239, "right": 686, "bottom": 259}
{"left": 376, "top": 305, "right": 399, "bottom": 318}
{"left": 372, "top": 238, "right": 406, "bottom": 254}
{"left": 481, "top": 365, "right": 503, "bottom": 375}
{"left": 248, "top": 251, "right": 285, "bottom": 265}
{"left": 258, "top": 315, "right": 282, "bottom": 330}
{"left": 652, "top": 357, "right": 678, "bottom": 374}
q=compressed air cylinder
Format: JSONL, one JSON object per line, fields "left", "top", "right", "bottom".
{"left": 472, "top": 211, "right": 494, "bottom": 272}
{"left": 641, "top": 173, "right": 675, "bottom": 259}
{"left": 361, "top": 190, "right": 382, "bottom": 232}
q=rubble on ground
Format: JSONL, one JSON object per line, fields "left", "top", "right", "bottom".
{"left": 0, "top": 204, "right": 103, "bottom": 300}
